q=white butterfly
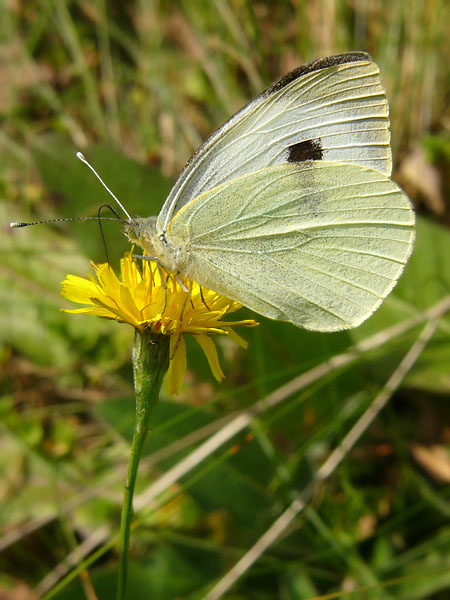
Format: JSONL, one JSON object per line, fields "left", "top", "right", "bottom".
{"left": 126, "top": 52, "right": 415, "bottom": 332}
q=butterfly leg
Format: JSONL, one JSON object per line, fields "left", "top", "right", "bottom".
{"left": 199, "top": 286, "right": 210, "bottom": 311}
{"left": 170, "top": 273, "right": 190, "bottom": 359}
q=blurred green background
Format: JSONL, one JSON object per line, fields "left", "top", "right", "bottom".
{"left": 1, "top": 1, "right": 450, "bottom": 599}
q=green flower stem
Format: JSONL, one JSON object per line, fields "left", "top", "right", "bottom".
{"left": 117, "top": 330, "right": 170, "bottom": 600}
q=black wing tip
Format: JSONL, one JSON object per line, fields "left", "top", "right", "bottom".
{"left": 263, "top": 51, "right": 373, "bottom": 96}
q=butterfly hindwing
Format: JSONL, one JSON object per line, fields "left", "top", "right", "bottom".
{"left": 168, "top": 162, "right": 414, "bottom": 331}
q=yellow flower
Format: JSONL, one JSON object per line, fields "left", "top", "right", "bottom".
{"left": 61, "top": 251, "right": 258, "bottom": 394}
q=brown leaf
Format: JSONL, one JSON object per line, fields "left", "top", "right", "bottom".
{"left": 411, "top": 444, "right": 450, "bottom": 483}
{"left": 399, "top": 147, "right": 445, "bottom": 215}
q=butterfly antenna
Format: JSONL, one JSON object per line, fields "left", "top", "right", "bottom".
{"left": 10, "top": 216, "right": 119, "bottom": 228}
{"left": 97, "top": 203, "right": 124, "bottom": 265}
{"left": 76, "top": 152, "right": 132, "bottom": 221}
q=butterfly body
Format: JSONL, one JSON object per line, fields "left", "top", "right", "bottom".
{"left": 126, "top": 53, "right": 415, "bottom": 331}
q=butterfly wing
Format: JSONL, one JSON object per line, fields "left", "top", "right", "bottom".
{"left": 158, "top": 53, "right": 392, "bottom": 230}
{"left": 167, "top": 162, "right": 414, "bottom": 331}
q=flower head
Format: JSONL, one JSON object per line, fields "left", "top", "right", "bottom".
{"left": 61, "top": 251, "right": 258, "bottom": 394}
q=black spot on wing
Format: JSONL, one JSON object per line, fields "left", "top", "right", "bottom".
{"left": 262, "top": 52, "right": 370, "bottom": 96}
{"left": 288, "top": 139, "right": 323, "bottom": 163}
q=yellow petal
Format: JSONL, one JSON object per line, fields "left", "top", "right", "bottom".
{"left": 121, "top": 253, "right": 141, "bottom": 290}
{"left": 166, "top": 335, "right": 186, "bottom": 395}
{"left": 96, "top": 263, "right": 122, "bottom": 294}
{"left": 61, "top": 306, "right": 113, "bottom": 317}
{"left": 224, "top": 327, "right": 248, "bottom": 349}
{"left": 194, "top": 335, "right": 224, "bottom": 382}
{"left": 119, "top": 285, "right": 141, "bottom": 322}
{"left": 89, "top": 297, "right": 139, "bottom": 326}
{"left": 61, "top": 275, "right": 100, "bottom": 304}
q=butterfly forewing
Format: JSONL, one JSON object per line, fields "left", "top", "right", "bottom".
{"left": 167, "top": 162, "right": 414, "bottom": 331}
{"left": 158, "top": 52, "right": 392, "bottom": 230}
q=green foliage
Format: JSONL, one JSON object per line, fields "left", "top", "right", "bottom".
{"left": 1, "top": 1, "right": 449, "bottom": 599}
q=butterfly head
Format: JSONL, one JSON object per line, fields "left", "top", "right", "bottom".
{"left": 125, "top": 216, "right": 190, "bottom": 273}
{"left": 125, "top": 216, "right": 158, "bottom": 253}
